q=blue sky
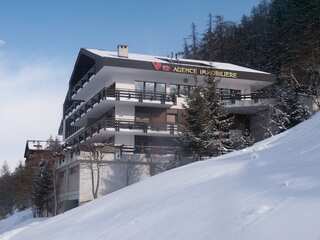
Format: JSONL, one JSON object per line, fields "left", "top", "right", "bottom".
{"left": 0, "top": 0, "right": 261, "bottom": 168}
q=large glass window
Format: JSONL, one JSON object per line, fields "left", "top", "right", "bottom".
{"left": 135, "top": 81, "right": 144, "bottom": 92}
{"left": 145, "top": 82, "right": 155, "bottom": 93}
{"left": 167, "top": 84, "right": 178, "bottom": 96}
{"left": 156, "top": 83, "right": 166, "bottom": 93}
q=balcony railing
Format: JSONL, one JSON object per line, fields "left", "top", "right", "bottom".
{"left": 71, "top": 67, "right": 96, "bottom": 97}
{"left": 219, "top": 91, "right": 275, "bottom": 106}
{"left": 114, "top": 88, "right": 176, "bottom": 104}
{"left": 66, "top": 117, "right": 179, "bottom": 145}
{"left": 220, "top": 92, "right": 274, "bottom": 101}
{"left": 64, "top": 100, "right": 84, "bottom": 117}
{"left": 67, "top": 87, "right": 177, "bottom": 123}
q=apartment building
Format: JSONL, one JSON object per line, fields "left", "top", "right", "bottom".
{"left": 56, "top": 45, "right": 275, "bottom": 212}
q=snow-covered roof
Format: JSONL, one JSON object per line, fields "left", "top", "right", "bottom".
{"left": 86, "top": 49, "right": 168, "bottom": 63}
{"left": 26, "top": 140, "right": 48, "bottom": 151}
{"left": 85, "top": 48, "right": 269, "bottom": 75}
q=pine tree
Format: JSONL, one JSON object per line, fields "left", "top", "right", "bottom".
{"left": 190, "top": 22, "right": 198, "bottom": 58}
{"left": 200, "top": 77, "right": 235, "bottom": 156}
{"left": 180, "top": 84, "right": 207, "bottom": 158}
{"left": 13, "top": 162, "right": 33, "bottom": 211}
{"left": 198, "top": 14, "right": 214, "bottom": 60}
{"left": 0, "top": 162, "right": 14, "bottom": 218}
{"left": 32, "top": 161, "right": 53, "bottom": 217}
{"left": 0, "top": 161, "right": 10, "bottom": 176}
{"left": 180, "top": 77, "right": 238, "bottom": 158}
{"left": 267, "top": 79, "right": 311, "bottom": 136}
{"left": 183, "top": 38, "right": 191, "bottom": 58}
{"left": 278, "top": 86, "right": 310, "bottom": 129}
{"left": 46, "top": 136, "right": 62, "bottom": 153}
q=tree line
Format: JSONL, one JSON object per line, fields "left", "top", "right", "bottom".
{"left": 0, "top": 137, "right": 61, "bottom": 219}
{"left": 0, "top": 161, "right": 33, "bottom": 219}
{"left": 183, "top": 0, "right": 319, "bottom": 85}
{"left": 180, "top": 0, "right": 319, "bottom": 157}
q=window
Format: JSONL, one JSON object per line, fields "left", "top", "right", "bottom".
{"left": 145, "top": 82, "right": 155, "bottom": 93}
{"left": 217, "top": 88, "right": 241, "bottom": 96}
{"left": 167, "top": 84, "right": 178, "bottom": 96}
{"left": 156, "top": 83, "right": 166, "bottom": 93}
{"left": 230, "top": 89, "right": 241, "bottom": 95}
{"left": 135, "top": 81, "right": 144, "bottom": 92}
{"left": 166, "top": 114, "right": 176, "bottom": 124}
{"left": 217, "top": 88, "right": 230, "bottom": 95}
{"left": 135, "top": 107, "right": 151, "bottom": 123}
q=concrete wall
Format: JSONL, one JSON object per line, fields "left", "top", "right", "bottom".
{"left": 55, "top": 150, "right": 177, "bottom": 205}
{"left": 78, "top": 156, "right": 152, "bottom": 203}
{"left": 115, "top": 104, "right": 135, "bottom": 120}
{"left": 56, "top": 163, "right": 80, "bottom": 203}
{"left": 115, "top": 134, "right": 135, "bottom": 146}
{"left": 115, "top": 78, "right": 135, "bottom": 90}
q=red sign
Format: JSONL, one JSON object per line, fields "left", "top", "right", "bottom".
{"left": 152, "top": 62, "right": 172, "bottom": 72}
{"left": 152, "top": 61, "right": 239, "bottom": 78}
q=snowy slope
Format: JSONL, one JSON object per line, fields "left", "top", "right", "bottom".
{"left": 0, "top": 209, "right": 45, "bottom": 239}
{"left": 2, "top": 114, "right": 320, "bottom": 240}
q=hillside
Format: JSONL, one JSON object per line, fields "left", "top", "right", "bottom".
{"left": 2, "top": 114, "right": 320, "bottom": 240}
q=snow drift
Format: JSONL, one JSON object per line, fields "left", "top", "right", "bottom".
{"left": 2, "top": 114, "right": 320, "bottom": 240}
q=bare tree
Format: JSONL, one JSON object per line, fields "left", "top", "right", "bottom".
{"left": 82, "top": 143, "right": 107, "bottom": 199}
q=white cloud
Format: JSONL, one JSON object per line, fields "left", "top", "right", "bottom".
{"left": 0, "top": 40, "right": 6, "bottom": 47}
{"left": 0, "top": 51, "right": 70, "bottom": 169}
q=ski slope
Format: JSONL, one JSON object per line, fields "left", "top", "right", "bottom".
{"left": 2, "top": 114, "right": 320, "bottom": 240}
{"left": 0, "top": 209, "right": 45, "bottom": 239}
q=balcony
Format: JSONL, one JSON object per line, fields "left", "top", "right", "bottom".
{"left": 65, "top": 117, "right": 179, "bottom": 145}
{"left": 220, "top": 92, "right": 276, "bottom": 114}
{"left": 67, "top": 87, "right": 177, "bottom": 125}
{"left": 71, "top": 66, "right": 96, "bottom": 98}
{"left": 64, "top": 100, "right": 85, "bottom": 117}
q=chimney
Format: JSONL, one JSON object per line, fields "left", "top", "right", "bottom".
{"left": 117, "top": 44, "right": 128, "bottom": 58}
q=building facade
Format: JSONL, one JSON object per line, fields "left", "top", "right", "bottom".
{"left": 24, "top": 140, "right": 63, "bottom": 169}
{"left": 56, "top": 45, "right": 275, "bottom": 212}
{"left": 24, "top": 140, "right": 64, "bottom": 216}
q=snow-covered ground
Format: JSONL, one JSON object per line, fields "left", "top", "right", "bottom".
{"left": 2, "top": 113, "right": 320, "bottom": 239}
{"left": 0, "top": 209, "right": 45, "bottom": 239}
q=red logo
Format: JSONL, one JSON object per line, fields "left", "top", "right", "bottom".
{"left": 152, "top": 62, "right": 172, "bottom": 72}
{"left": 152, "top": 62, "right": 162, "bottom": 71}
{"left": 162, "top": 65, "right": 172, "bottom": 72}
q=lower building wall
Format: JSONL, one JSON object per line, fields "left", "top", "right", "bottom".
{"left": 57, "top": 199, "right": 79, "bottom": 214}
{"left": 78, "top": 155, "right": 153, "bottom": 203}
{"left": 76, "top": 152, "right": 184, "bottom": 204}
{"left": 250, "top": 110, "right": 269, "bottom": 142}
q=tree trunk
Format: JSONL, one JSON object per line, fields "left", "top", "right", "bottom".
{"left": 94, "top": 166, "right": 100, "bottom": 199}
{"left": 90, "top": 162, "right": 95, "bottom": 200}
{"left": 53, "top": 168, "right": 57, "bottom": 216}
